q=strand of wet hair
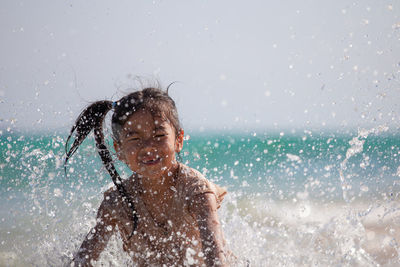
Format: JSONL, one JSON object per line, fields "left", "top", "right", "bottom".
{"left": 93, "top": 124, "right": 138, "bottom": 237}
{"left": 65, "top": 100, "right": 138, "bottom": 237}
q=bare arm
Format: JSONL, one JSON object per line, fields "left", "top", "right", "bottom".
{"left": 72, "top": 200, "right": 116, "bottom": 266}
{"left": 190, "top": 193, "right": 228, "bottom": 267}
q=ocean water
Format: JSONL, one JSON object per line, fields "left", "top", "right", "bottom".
{"left": 0, "top": 127, "right": 399, "bottom": 266}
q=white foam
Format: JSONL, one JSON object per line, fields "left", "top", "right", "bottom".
{"left": 2, "top": 190, "right": 400, "bottom": 266}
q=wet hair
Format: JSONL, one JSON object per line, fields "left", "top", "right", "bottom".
{"left": 111, "top": 87, "right": 181, "bottom": 142}
{"left": 65, "top": 87, "right": 181, "bottom": 236}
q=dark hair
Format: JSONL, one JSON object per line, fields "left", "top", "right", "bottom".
{"left": 111, "top": 87, "right": 181, "bottom": 142}
{"left": 65, "top": 87, "right": 181, "bottom": 236}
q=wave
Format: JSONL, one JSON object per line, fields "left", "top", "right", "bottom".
{"left": 1, "top": 129, "right": 399, "bottom": 266}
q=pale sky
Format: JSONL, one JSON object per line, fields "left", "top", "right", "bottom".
{"left": 1, "top": 0, "right": 399, "bottom": 133}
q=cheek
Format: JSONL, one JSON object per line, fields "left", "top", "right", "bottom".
{"left": 124, "top": 146, "right": 138, "bottom": 157}
{"left": 156, "top": 138, "right": 172, "bottom": 149}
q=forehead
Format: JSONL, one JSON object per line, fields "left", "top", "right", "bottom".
{"left": 122, "top": 110, "right": 170, "bottom": 131}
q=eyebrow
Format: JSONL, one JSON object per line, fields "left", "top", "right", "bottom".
{"left": 154, "top": 125, "right": 167, "bottom": 131}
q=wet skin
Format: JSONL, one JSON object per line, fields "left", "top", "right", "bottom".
{"left": 114, "top": 109, "right": 184, "bottom": 185}
{"left": 113, "top": 110, "right": 184, "bottom": 224}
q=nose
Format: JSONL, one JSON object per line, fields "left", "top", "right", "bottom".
{"left": 139, "top": 138, "right": 157, "bottom": 153}
{"left": 142, "top": 137, "right": 154, "bottom": 148}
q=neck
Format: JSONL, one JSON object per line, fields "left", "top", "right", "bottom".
{"left": 137, "top": 163, "right": 179, "bottom": 195}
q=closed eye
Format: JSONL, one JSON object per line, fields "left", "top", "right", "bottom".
{"left": 154, "top": 133, "right": 167, "bottom": 140}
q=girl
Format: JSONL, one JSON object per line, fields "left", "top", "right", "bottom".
{"left": 65, "top": 87, "right": 229, "bottom": 266}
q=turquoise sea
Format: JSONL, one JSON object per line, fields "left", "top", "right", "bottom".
{"left": 1, "top": 127, "right": 399, "bottom": 266}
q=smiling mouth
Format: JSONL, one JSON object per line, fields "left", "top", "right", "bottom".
{"left": 141, "top": 158, "right": 161, "bottom": 165}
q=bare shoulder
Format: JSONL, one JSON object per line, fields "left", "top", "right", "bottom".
{"left": 178, "top": 164, "right": 227, "bottom": 210}
{"left": 102, "top": 185, "right": 121, "bottom": 206}
{"left": 191, "top": 192, "right": 218, "bottom": 211}
{"left": 101, "top": 177, "right": 133, "bottom": 205}
{"left": 178, "top": 163, "right": 208, "bottom": 185}
{"left": 97, "top": 184, "right": 127, "bottom": 221}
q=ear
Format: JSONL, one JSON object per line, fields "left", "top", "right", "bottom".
{"left": 175, "top": 129, "right": 184, "bottom": 153}
{"left": 113, "top": 140, "right": 125, "bottom": 162}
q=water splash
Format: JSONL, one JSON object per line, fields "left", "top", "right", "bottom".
{"left": 339, "top": 125, "right": 389, "bottom": 202}
{"left": 1, "top": 130, "right": 399, "bottom": 266}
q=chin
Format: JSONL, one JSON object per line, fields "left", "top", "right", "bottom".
{"left": 137, "top": 167, "right": 163, "bottom": 178}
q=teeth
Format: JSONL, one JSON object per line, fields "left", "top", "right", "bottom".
{"left": 143, "top": 158, "right": 159, "bottom": 163}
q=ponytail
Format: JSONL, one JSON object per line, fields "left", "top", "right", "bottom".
{"left": 65, "top": 101, "right": 112, "bottom": 166}
{"left": 65, "top": 100, "right": 138, "bottom": 236}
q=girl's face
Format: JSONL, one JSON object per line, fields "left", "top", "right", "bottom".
{"left": 114, "top": 109, "right": 184, "bottom": 180}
